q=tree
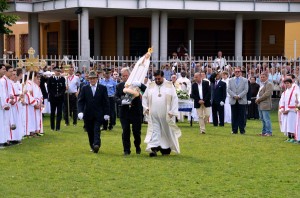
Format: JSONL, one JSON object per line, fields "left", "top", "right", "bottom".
{"left": 0, "top": 0, "right": 19, "bottom": 34}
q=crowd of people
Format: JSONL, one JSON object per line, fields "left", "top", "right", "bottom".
{"left": 1, "top": 50, "right": 300, "bottom": 152}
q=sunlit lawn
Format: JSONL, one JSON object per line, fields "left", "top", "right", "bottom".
{"left": 0, "top": 111, "right": 299, "bottom": 197}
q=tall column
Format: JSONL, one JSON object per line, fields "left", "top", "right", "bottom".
{"left": 0, "top": 34, "right": 4, "bottom": 59}
{"left": 160, "top": 11, "right": 168, "bottom": 63}
{"left": 188, "top": 18, "right": 194, "bottom": 56}
{"left": 235, "top": 14, "right": 243, "bottom": 66}
{"left": 117, "top": 16, "right": 124, "bottom": 57}
{"left": 28, "top": 13, "right": 39, "bottom": 56}
{"left": 94, "top": 17, "right": 101, "bottom": 58}
{"left": 255, "top": 19, "right": 262, "bottom": 58}
{"left": 151, "top": 11, "right": 159, "bottom": 66}
{"left": 78, "top": 8, "right": 90, "bottom": 71}
{"left": 60, "top": 20, "right": 67, "bottom": 56}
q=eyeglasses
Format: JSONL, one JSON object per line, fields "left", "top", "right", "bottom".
{"left": 235, "top": 71, "right": 241, "bottom": 73}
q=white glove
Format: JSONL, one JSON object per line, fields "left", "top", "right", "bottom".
{"left": 132, "top": 81, "right": 141, "bottom": 87}
{"left": 220, "top": 101, "right": 224, "bottom": 106}
{"left": 78, "top": 112, "right": 83, "bottom": 120}
{"left": 104, "top": 115, "right": 110, "bottom": 120}
{"left": 247, "top": 100, "right": 251, "bottom": 105}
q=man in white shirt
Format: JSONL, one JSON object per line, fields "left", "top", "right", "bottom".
{"left": 213, "top": 51, "right": 227, "bottom": 70}
{"left": 64, "top": 67, "right": 80, "bottom": 126}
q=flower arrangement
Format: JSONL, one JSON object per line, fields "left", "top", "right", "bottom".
{"left": 176, "top": 89, "right": 190, "bottom": 100}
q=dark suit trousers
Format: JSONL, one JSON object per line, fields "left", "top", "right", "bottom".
{"left": 63, "top": 93, "right": 78, "bottom": 125}
{"left": 103, "top": 97, "right": 116, "bottom": 128}
{"left": 231, "top": 102, "right": 246, "bottom": 133}
{"left": 50, "top": 99, "right": 63, "bottom": 130}
{"left": 84, "top": 118, "right": 101, "bottom": 149}
{"left": 212, "top": 102, "right": 224, "bottom": 126}
{"left": 120, "top": 117, "right": 141, "bottom": 153}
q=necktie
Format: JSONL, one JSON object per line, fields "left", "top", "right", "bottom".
{"left": 215, "top": 80, "right": 218, "bottom": 89}
{"left": 236, "top": 77, "right": 239, "bottom": 85}
{"left": 92, "top": 86, "right": 96, "bottom": 96}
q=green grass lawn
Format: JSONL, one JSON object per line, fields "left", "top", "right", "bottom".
{"left": 0, "top": 111, "right": 299, "bottom": 197}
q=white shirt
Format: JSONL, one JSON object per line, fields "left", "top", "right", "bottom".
{"left": 66, "top": 75, "right": 80, "bottom": 93}
{"left": 198, "top": 82, "right": 203, "bottom": 99}
{"left": 90, "top": 84, "right": 97, "bottom": 96}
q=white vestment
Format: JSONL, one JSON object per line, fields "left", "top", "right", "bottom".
{"left": 222, "top": 78, "right": 231, "bottom": 123}
{"left": 23, "top": 81, "right": 37, "bottom": 135}
{"left": 0, "top": 76, "right": 13, "bottom": 142}
{"left": 143, "top": 80, "right": 182, "bottom": 154}
{"left": 32, "top": 82, "right": 44, "bottom": 133}
{"left": 0, "top": 81, "right": 7, "bottom": 144}
{"left": 8, "top": 81, "right": 23, "bottom": 141}
{"left": 279, "top": 85, "right": 299, "bottom": 134}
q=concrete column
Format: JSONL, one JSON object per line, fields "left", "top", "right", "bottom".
{"left": 235, "top": 14, "right": 243, "bottom": 66}
{"left": 60, "top": 20, "right": 67, "bottom": 55}
{"left": 0, "top": 34, "right": 4, "bottom": 59}
{"left": 188, "top": 18, "right": 194, "bottom": 56}
{"left": 160, "top": 11, "right": 168, "bottom": 63}
{"left": 28, "top": 13, "right": 39, "bottom": 56}
{"left": 94, "top": 17, "right": 101, "bottom": 58}
{"left": 151, "top": 11, "right": 159, "bottom": 66}
{"left": 117, "top": 16, "right": 124, "bottom": 57}
{"left": 79, "top": 8, "right": 90, "bottom": 71}
{"left": 255, "top": 19, "right": 262, "bottom": 58}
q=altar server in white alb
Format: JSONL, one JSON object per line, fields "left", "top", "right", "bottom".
{"left": 0, "top": 64, "right": 8, "bottom": 148}
{"left": 32, "top": 72, "right": 44, "bottom": 135}
{"left": 142, "top": 70, "right": 181, "bottom": 157}
{"left": 23, "top": 73, "right": 38, "bottom": 136}
{"left": 0, "top": 65, "right": 14, "bottom": 144}
{"left": 279, "top": 78, "right": 299, "bottom": 142}
{"left": 9, "top": 69, "right": 24, "bottom": 143}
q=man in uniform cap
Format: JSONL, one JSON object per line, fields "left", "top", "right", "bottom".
{"left": 100, "top": 68, "right": 117, "bottom": 130}
{"left": 78, "top": 70, "right": 110, "bottom": 153}
{"left": 47, "top": 66, "right": 66, "bottom": 131}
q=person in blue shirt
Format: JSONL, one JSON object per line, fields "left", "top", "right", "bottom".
{"left": 100, "top": 68, "right": 117, "bottom": 130}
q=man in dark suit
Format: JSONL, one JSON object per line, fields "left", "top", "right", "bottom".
{"left": 47, "top": 66, "right": 66, "bottom": 131}
{"left": 78, "top": 70, "right": 110, "bottom": 153}
{"left": 210, "top": 70, "right": 227, "bottom": 126}
{"left": 115, "top": 68, "right": 147, "bottom": 155}
{"left": 190, "top": 72, "right": 211, "bottom": 134}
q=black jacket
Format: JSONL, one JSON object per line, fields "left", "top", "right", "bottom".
{"left": 47, "top": 76, "right": 66, "bottom": 102}
{"left": 191, "top": 80, "right": 211, "bottom": 108}
{"left": 211, "top": 80, "right": 227, "bottom": 104}
{"left": 78, "top": 83, "right": 110, "bottom": 121}
{"left": 115, "top": 82, "right": 147, "bottom": 119}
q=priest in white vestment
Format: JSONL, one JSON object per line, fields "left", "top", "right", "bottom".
{"left": 222, "top": 71, "right": 231, "bottom": 123}
{"left": 143, "top": 70, "right": 181, "bottom": 157}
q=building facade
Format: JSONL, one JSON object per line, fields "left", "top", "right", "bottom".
{"left": 2, "top": 0, "right": 300, "bottom": 65}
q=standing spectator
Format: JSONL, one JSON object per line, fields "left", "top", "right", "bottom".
{"left": 176, "top": 70, "right": 191, "bottom": 94}
{"left": 47, "top": 66, "right": 66, "bottom": 131}
{"left": 227, "top": 67, "right": 249, "bottom": 134}
{"left": 213, "top": 51, "right": 227, "bottom": 70}
{"left": 100, "top": 68, "right": 117, "bottom": 130}
{"left": 171, "top": 74, "right": 180, "bottom": 90}
{"left": 115, "top": 68, "right": 147, "bottom": 155}
{"left": 222, "top": 71, "right": 231, "bottom": 123}
{"left": 210, "top": 71, "right": 227, "bottom": 127}
{"left": 190, "top": 72, "right": 211, "bottom": 134}
{"left": 163, "top": 63, "right": 172, "bottom": 81}
{"left": 248, "top": 77, "right": 260, "bottom": 119}
{"left": 256, "top": 73, "right": 273, "bottom": 136}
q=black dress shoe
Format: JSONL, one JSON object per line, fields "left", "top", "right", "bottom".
{"left": 93, "top": 145, "right": 100, "bottom": 153}
{"left": 101, "top": 127, "right": 107, "bottom": 131}
{"left": 136, "top": 147, "right": 141, "bottom": 154}
{"left": 108, "top": 126, "right": 113, "bottom": 130}
{"left": 149, "top": 151, "right": 157, "bottom": 157}
{"left": 124, "top": 151, "right": 131, "bottom": 156}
